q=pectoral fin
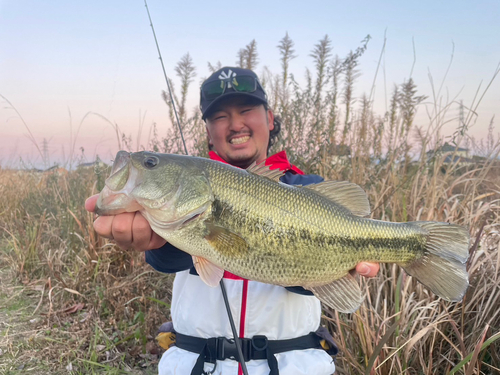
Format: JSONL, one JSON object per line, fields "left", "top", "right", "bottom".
{"left": 308, "top": 273, "right": 364, "bottom": 313}
{"left": 192, "top": 256, "right": 224, "bottom": 287}
{"left": 204, "top": 223, "right": 250, "bottom": 257}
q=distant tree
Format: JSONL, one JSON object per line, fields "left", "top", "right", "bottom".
{"left": 326, "top": 56, "right": 342, "bottom": 148}
{"left": 310, "top": 35, "right": 332, "bottom": 107}
{"left": 397, "top": 78, "right": 427, "bottom": 168}
{"left": 174, "top": 53, "right": 196, "bottom": 123}
{"left": 207, "top": 61, "right": 222, "bottom": 73}
{"left": 341, "top": 36, "right": 371, "bottom": 145}
{"left": 160, "top": 53, "right": 197, "bottom": 154}
{"left": 308, "top": 35, "right": 333, "bottom": 149}
{"left": 277, "top": 32, "right": 296, "bottom": 89}
{"left": 236, "top": 39, "right": 259, "bottom": 70}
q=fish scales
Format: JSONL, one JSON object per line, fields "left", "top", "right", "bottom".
{"left": 194, "top": 158, "right": 425, "bottom": 286}
{"left": 96, "top": 151, "right": 470, "bottom": 312}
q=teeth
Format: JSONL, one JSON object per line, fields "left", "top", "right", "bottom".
{"left": 230, "top": 136, "right": 250, "bottom": 145}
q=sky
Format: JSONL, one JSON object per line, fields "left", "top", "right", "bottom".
{"left": 0, "top": 0, "right": 499, "bottom": 169}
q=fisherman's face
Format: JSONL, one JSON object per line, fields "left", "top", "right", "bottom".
{"left": 205, "top": 96, "right": 274, "bottom": 169}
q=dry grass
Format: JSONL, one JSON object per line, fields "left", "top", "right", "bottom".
{"left": 327, "top": 161, "right": 500, "bottom": 375}
{"left": 0, "top": 167, "right": 174, "bottom": 373}
{"left": 1, "top": 144, "right": 498, "bottom": 375}
{"left": 1, "top": 34, "right": 499, "bottom": 373}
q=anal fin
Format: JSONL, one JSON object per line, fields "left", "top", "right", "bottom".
{"left": 192, "top": 256, "right": 224, "bottom": 287}
{"left": 308, "top": 273, "right": 364, "bottom": 313}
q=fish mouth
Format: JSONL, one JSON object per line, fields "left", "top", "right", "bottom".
{"left": 94, "top": 151, "right": 143, "bottom": 215}
{"left": 110, "top": 151, "right": 131, "bottom": 175}
{"left": 95, "top": 187, "right": 143, "bottom": 216}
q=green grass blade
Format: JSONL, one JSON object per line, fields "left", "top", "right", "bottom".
{"left": 448, "top": 331, "right": 500, "bottom": 375}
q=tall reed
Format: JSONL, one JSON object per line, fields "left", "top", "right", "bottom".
{"left": 1, "top": 34, "right": 498, "bottom": 373}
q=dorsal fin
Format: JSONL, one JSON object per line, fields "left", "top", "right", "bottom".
{"left": 305, "top": 180, "right": 371, "bottom": 217}
{"left": 246, "top": 161, "right": 284, "bottom": 182}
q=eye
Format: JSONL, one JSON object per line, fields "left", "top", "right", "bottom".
{"left": 143, "top": 156, "right": 159, "bottom": 169}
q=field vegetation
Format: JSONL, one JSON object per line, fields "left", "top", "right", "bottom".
{"left": 1, "top": 34, "right": 499, "bottom": 374}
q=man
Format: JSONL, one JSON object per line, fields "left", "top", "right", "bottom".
{"left": 85, "top": 67, "right": 379, "bottom": 374}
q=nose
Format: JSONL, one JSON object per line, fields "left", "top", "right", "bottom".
{"left": 228, "top": 112, "right": 246, "bottom": 132}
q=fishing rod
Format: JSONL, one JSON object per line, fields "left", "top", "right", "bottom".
{"left": 143, "top": 2, "right": 249, "bottom": 374}
{"left": 144, "top": 0, "right": 188, "bottom": 156}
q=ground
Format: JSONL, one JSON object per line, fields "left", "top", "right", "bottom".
{"left": 0, "top": 266, "right": 160, "bottom": 375}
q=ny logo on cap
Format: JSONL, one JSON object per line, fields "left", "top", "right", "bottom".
{"left": 218, "top": 69, "right": 237, "bottom": 88}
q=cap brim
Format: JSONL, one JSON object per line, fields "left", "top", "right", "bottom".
{"left": 202, "top": 92, "right": 267, "bottom": 120}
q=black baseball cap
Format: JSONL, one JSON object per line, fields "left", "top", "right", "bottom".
{"left": 199, "top": 67, "right": 268, "bottom": 120}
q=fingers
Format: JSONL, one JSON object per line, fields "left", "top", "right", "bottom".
{"left": 131, "top": 213, "right": 166, "bottom": 251}
{"left": 111, "top": 212, "right": 136, "bottom": 249}
{"left": 355, "top": 262, "right": 380, "bottom": 278}
{"left": 87, "top": 193, "right": 164, "bottom": 251}
{"left": 92, "top": 210, "right": 135, "bottom": 247}
{"left": 93, "top": 215, "right": 115, "bottom": 239}
{"left": 148, "top": 232, "right": 167, "bottom": 251}
{"left": 85, "top": 195, "right": 99, "bottom": 212}
{"left": 92, "top": 209, "right": 165, "bottom": 251}
{"left": 131, "top": 213, "right": 152, "bottom": 250}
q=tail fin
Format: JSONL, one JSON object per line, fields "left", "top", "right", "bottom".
{"left": 402, "top": 222, "right": 470, "bottom": 302}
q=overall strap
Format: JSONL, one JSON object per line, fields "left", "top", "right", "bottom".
{"left": 175, "top": 331, "right": 326, "bottom": 375}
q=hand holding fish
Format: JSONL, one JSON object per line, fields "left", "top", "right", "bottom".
{"left": 85, "top": 194, "right": 167, "bottom": 251}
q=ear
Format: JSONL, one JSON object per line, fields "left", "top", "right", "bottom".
{"left": 267, "top": 109, "right": 275, "bottom": 131}
{"left": 205, "top": 125, "right": 213, "bottom": 145}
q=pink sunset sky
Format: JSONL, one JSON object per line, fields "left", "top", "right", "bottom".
{"left": 1, "top": 0, "right": 499, "bottom": 169}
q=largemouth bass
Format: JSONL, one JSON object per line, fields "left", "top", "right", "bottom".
{"left": 95, "top": 151, "right": 470, "bottom": 312}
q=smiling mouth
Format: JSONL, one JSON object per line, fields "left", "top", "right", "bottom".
{"left": 229, "top": 135, "right": 250, "bottom": 145}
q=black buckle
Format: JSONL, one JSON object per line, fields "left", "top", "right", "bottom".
{"left": 215, "top": 337, "right": 237, "bottom": 361}
{"left": 251, "top": 335, "right": 268, "bottom": 351}
{"left": 213, "top": 337, "right": 252, "bottom": 362}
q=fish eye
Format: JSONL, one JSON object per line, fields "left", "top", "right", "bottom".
{"left": 143, "top": 156, "right": 159, "bottom": 169}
